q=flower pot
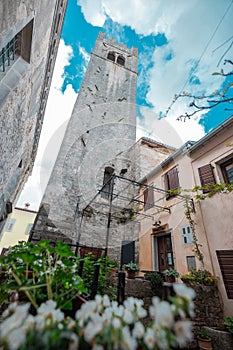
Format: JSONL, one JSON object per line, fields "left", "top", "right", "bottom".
{"left": 165, "top": 276, "right": 176, "bottom": 283}
{"left": 197, "top": 337, "right": 212, "bottom": 350}
{"left": 204, "top": 326, "right": 233, "bottom": 350}
{"left": 127, "top": 270, "right": 136, "bottom": 279}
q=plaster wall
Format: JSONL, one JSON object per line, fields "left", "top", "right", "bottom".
{"left": 190, "top": 125, "right": 233, "bottom": 316}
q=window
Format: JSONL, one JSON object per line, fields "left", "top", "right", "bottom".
{"left": 187, "top": 256, "right": 196, "bottom": 271}
{"left": 198, "top": 164, "right": 216, "bottom": 193}
{"left": 0, "top": 20, "right": 33, "bottom": 105}
{"left": 165, "top": 167, "right": 180, "bottom": 199}
{"left": 182, "top": 225, "right": 194, "bottom": 244}
{"left": 107, "top": 52, "right": 115, "bottom": 62}
{"left": 101, "top": 166, "right": 114, "bottom": 199}
{"left": 216, "top": 250, "right": 233, "bottom": 299}
{"left": 0, "top": 34, "right": 21, "bottom": 73}
{"left": 6, "top": 218, "right": 16, "bottom": 232}
{"left": 143, "top": 187, "right": 154, "bottom": 211}
{"left": 220, "top": 157, "right": 233, "bottom": 184}
{"left": 117, "top": 55, "right": 125, "bottom": 66}
{"left": 25, "top": 223, "right": 33, "bottom": 235}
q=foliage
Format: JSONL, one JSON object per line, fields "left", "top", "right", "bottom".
{"left": 0, "top": 240, "right": 86, "bottom": 311}
{"left": 181, "top": 269, "right": 216, "bottom": 286}
{"left": 170, "top": 59, "right": 233, "bottom": 122}
{"left": 224, "top": 316, "right": 233, "bottom": 333}
{"left": 183, "top": 197, "right": 204, "bottom": 265}
{"left": 123, "top": 261, "right": 140, "bottom": 272}
{"left": 144, "top": 271, "right": 164, "bottom": 298}
{"left": 80, "top": 253, "right": 117, "bottom": 299}
{"left": 196, "top": 328, "right": 210, "bottom": 340}
{"left": 0, "top": 241, "right": 118, "bottom": 311}
{"left": 116, "top": 207, "right": 141, "bottom": 224}
{"left": 162, "top": 269, "right": 179, "bottom": 278}
{"left": 192, "top": 182, "right": 233, "bottom": 200}
{"left": 0, "top": 283, "right": 196, "bottom": 350}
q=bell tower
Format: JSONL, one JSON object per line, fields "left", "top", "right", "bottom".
{"left": 32, "top": 32, "right": 138, "bottom": 258}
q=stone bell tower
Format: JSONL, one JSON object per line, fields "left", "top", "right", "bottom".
{"left": 31, "top": 32, "right": 138, "bottom": 258}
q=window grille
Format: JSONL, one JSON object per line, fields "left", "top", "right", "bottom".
{"left": 0, "top": 34, "right": 21, "bottom": 73}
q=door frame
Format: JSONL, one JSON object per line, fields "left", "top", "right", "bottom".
{"left": 152, "top": 231, "right": 174, "bottom": 272}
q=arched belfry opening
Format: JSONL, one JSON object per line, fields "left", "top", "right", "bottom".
{"left": 107, "top": 52, "right": 115, "bottom": 62}
{"left": 117, "top": 55, "right": 125, "bottom": 66}
{"left": 101, "top": 166, "right": 114, "bottom": 199}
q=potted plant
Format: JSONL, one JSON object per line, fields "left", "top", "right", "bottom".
{"left": 224, "top": 316, "right": 233, "bottom": 333}
{"left": 162, "top": 268, "right": 179, "bottom": 283}
{"left": 123, "top": 261, "right": 140, "bottom": 279}
{"left": 196, "top": 328, "right": 212, "bottom": 350}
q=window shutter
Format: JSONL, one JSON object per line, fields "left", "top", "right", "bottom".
{"left": 216, "top": 250, "right": 233, "bottom": 299}
{"left": 144, "top": 187, "right": 154, "bottom": 211}
{"left": 165, "top": 167, "right": 180, "bottom": 198}
{"left": 168, "top": 167, "right": 179, "bottom": 190}
{"left": 198, "top": 164, "right": 216, "bottom": 193}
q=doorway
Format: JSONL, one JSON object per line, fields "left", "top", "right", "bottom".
{"left": 157, "top": 234, "right": 174, "bottom": 271}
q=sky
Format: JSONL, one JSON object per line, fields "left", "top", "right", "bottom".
{"left": 17, "top": 0, "right": 233, "bottom": 210}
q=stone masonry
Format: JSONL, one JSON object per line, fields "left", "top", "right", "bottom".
{"left": 0, "top": 1, "right": 67, "bottom": 231}
{"left": 32, "top": 32, "right": 139, "bottom": 260}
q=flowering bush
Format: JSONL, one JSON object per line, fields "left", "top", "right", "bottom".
{"left": 0, "top": 283, "right": 195, "bottom": 350}
{"left": 0, "top": 240, "right": 86, "bottom": 310}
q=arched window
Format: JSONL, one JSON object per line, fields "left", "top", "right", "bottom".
{"left": 101, "top": 166, "right": 114, "bottom": 198}
{"left": 107, "top": 52, "right": 115, "bottom": 62}
{"left": 117, "top": 55, "right": 125, "bottom": 66}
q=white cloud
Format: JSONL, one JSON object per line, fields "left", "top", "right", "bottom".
{"left": 17, "top": 39, "right": 78, "bottom": 210}
{"left": 78, "top": 0, "right": 233, "bottom": 143}
{"left": 78, "top": 42, "right": 90, "bottom": 76}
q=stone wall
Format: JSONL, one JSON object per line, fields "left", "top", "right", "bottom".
{"left": 0, "top": 0, "right": 67, "bottom": 230}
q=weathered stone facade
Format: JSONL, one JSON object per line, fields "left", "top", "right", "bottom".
{"left": 31, "top": 32, "right": 139, "bottom": 259}
{"left": 0, "top": 1, "right": 67, "bottom": 230}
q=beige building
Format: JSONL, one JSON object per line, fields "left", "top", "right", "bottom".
{"left": 0, "top": 206, "right": 37, "bottom": 254}
{"left": 0, "top": 1, "right": 67, "bottom": 231}
{"left": 139, "top": 116, "right": 233, "bottom": 316}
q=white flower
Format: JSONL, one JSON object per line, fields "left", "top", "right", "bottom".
{"left": 136, "top": 306, "right": 147, "bottom": 318}
{"left": 122, "top": 326, "right": 137, "bottom": 350}
{"left": 38, "top": 300, "right": 57, "bottom": 316}
{"left": 0, "top": 303, "right": 30, "bottom": 338}
{"left": 7, "top": 328, "right": 26, "bottom": 350}
{"left": 173, "top": 283, "right": 196, "bottom": 300}
{"left": 155, "top": 328, "right": 168, "bottom": 350}
{"left": 123, "top": 309, "right": 134, "bottom": 324}
{"left": 154, "top": 301, "right": 174, "bottom": 328}
{"left": 34, "top": 315, "right": 45, "bottom": 330}
{"left": 84, "top": 321, "right": 103, "bottom": 342}
{"left": 112, "top": 317, "right": 121, "bottom": 329}
{"left": 92, "top": 345, "right": 104, "bottom": 350}
{"left": 144, "top": 328, "right": 156, "bottom": 350}
{"left": 174, "top": 320, "right": 193, "bottom": 347}
{"left": 68, "top": 333, "right": 79, "bottom": 350}
{"left": 132, "top": 321, "right": 145, "bottom": 339}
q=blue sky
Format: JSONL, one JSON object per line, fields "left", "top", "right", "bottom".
{"left": 17, "top": 0, "right": 233, "bottom": 210}
{"left": 61, "top": 0, "right": 233, "bottom": 137}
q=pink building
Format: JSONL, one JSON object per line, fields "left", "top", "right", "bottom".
{"left": 139, "top": 116, "right": 233, "bottom": 316}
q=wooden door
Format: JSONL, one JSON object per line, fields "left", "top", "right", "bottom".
{"left": 157, "top": 234, "right": 174, "bottom": 271}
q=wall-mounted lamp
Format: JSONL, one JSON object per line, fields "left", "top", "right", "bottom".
{"left": 153, "top": 220, "right": 161, "bottom": 227}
